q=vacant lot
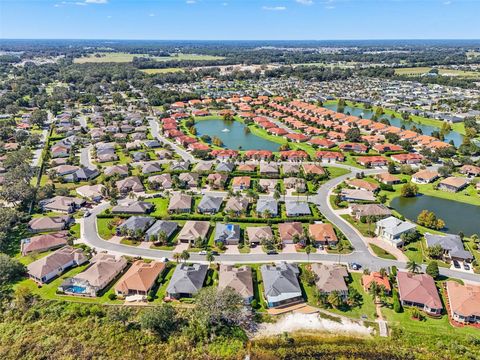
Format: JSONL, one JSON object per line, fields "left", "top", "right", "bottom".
{"left": 74, "top": 52, "right": 224, "bottom": 63}
{"left": 140, "top": 68, "right": 185, "bottom": 74}
{"left": 394, "top": 67, "right": 480, "bottom": 79}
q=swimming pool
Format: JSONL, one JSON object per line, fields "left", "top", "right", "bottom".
{"left": 64, "top": 285, "right": 87, "bottom": 294}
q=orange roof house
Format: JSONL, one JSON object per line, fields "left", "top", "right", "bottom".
{"left": 362, "top": 272, "right": 391, "bottom": 293}
{"left": 115, "top": 260, "right": 165, "bottom": 296}
{"left": 308, "top": 223, "right": 338, "bottom": 246}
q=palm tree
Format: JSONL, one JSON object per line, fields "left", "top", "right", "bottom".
{"left": 407, "top": 260, "right": 421, "bottom": 274}
{"left": 173, "top": 252, "right": 181, "bottom": 263}
{"left": 206, "top": 251, "right": 215, "bottom": 265}
{"left": 181, "top": 250, "right": 190, "bottom": 263}
{"left": 305, "top": 245, "right": 313, "bottom": 263}
{"left": 327, "top": 291, "right": 343, "bottom": 309}
{"left": 379, "top": 267, "right": 388, "bottom": 277}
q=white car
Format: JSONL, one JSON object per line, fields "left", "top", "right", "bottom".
{"left": 83, "top": 211, "right": 91, "bottom": 218}
{"left": 199, "top": 250, "right": 207, "bottom": 255}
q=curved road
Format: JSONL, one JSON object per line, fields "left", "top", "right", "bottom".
{"left": 80, "top": 165, "right": 480, "bottom": 284}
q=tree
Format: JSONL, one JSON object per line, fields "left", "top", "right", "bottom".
{"left": 426, "top": 261, "right": 440, "bottom": 280}
{"left": 400, "top": 183, "right": 419, "bottom": 197}
{"left": 327, "top": 291, "right": 344, "bottom": 309}
{"left": 206, "top": 251, "right": 215, "bottom": 265}
{"left": 31, "top": 109, "right": 48, "bottom": 128}
{"left": 140, "top": 304, "right": 177, "bottom": 340}
{"left": 345, "top": 127, "right": 361, "bottom": 143}
{"left": 0, "top": 254, "right": 25, "bottom": 286}
{"left": 181, "top": 250, "right": 190, "bottom": 263}
{"left": 392, "top": 289, "right": 403, "bottom": 313}
{"left": 406, "top": 260, "right": 421, "bottom": 274}
{"left": 417, "top": 210, "right": 445, "bottom": 230}
{"left": 387, "top": 162, "right": 397, "bottom": 174}
{"left": 109, "top": 306, "right": 133, "bottom": 327}
{"left": 173, "top": 252, "right": 181, "bottom": 263}
{"left": 426, "top": 244, "right": 443, "bottom": 259}
{"left": 305, "top": 245, "right": 313, "bottom": 263}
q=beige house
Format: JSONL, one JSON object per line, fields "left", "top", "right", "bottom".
{"left": 115, "top": 260, "right": 165, "bottom": 296}
{"left": 218, "top": 265, "right": 254, "bottom": 303}
{"left": 246, "top": 226, "right": 274, "bottom": 245}
{"left": 177, "top": 221, "right": 210, "bottom": 244}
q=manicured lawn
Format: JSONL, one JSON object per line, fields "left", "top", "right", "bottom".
{"left": 14, "top": 264, "right": 123, "bottom": 305}
{"left": 96, "top": 218, "right": 115, "bottom": 240}
{"left": 153, "top": 263, "right": 176, "bottom": 303}
{"left": 74, "top": 52, "right": 224, "bottom": 64}
{"left": 120, "top": 239, "right": 141, "bottom": 246}
{"left": 369, "top": 244, "right": 397, "bottom": 260}
{"left": 340, "top": 214, "right": 375, "bottom": 237}
{"left": 326, "top": 166, "right": 350, "bottom": 179}
{"left": 69, "top": 222, "right": 80, "bottom": 239}
{"left": 141, "top": 68, "right": 184, "bottom": 74}
{"left": 16, "top": 250, "right": 53, "bottom": 266}
{"left": 145, "top": 197, "right": 169, "bottom": 217}
{"left": 403, "top": 239, "right": 426, "bottom": 264}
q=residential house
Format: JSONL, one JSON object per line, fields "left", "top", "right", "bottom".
{"left": 111, "top": 201, "right": 154, "bottom": 215}
{"left": 116, "top": 176, "right": 145, "bottom": 194}
{"left": 116, "top": 216, "right": 155, "bottom": 236}
{"left": 310, "top": 264, "right": 349, "bottom": 299}
{"left": 283, "top": 177, "right": 306, "bottom": 192}
{"left": 104, "top": 164, "right": 129, "bottom": 178}
{"left": 391, "top": 153, "right": 424, "bottom": 165}
{"left": 59, "top": 254, "right": 128, "bottom": 297}
{"left": 168, "top": 193, "right": 192, "bottom": 213}
{"left": 350, "top": 204, "right": 392, "bottom": 221}
{"left": 256, "top": 198, "right": 278, "bottom": 217}
{"left": 21, "top": 231, "right": 69, "bottom": 255}
{"left": 345, "top": 179, "right": 379, "bottom": 192}
{"left": 459, "top": 164, "right": 480, "bottom": 178}
{"left": 438, "top": 177, "right": 468, "bottom": 192}
{"left": 115, "top": 261, "right": 165, "bottom": 296}
{"left": 40, "top": 196, "right": 86, "bottom": 213}
{"left": 178, "top": 172, "right": 199, "bottom": 188}
{"left": 145, "top": 220, "right": 178, "bottom": 242}
{"left": 445, "top": 281, "right": 480, "bottom": 324}
{"left": 282, "top": 163, "right": 300, "bottom": 175}
{"left": 216, "top": 162, "right": 235, "bottom": 172}
{"left": 246, "top": 226, "right": 274, "bottom": 245}
{"left": 214, "top": 223, "right": 241, "bottom": 245}
{"left": 224, "top": 196, "right": 249, "bottom": 216}
{"left": 218, "top": 265, "right": 254, "bottom": 303}
{"left": 362, "top": 272, "right": 391, "bottom": 294}
{"left": 260, "top": 263, "right": 303, "bottom": 308}
{"left": 148, "top": 173, "right": 173, "bottom": 189}
{"left": 28, "top": 215, "right": 72, "bottom": 233}
{"left": 375, "top": 173, "right": 401, "bottom": 185}
{"left": 259, "top": 162, "right": 279, "bottom": 176}
{"left": 397, "top": 272, "right": 443, "bottom": 316}
{"left": 177, "top": 221, "right": 210, "bottom": 244}
{"left": 308, "top": 223, "right": 338, "bottom": 246}
{"left": 285, "top": 200, "right": 311, "bottom": 217}
{"left": 231, "top": 176, "right": 251, "bottom": 191}
{"left": 76, "top": 184, "right": 105, "bottom": 202}
{"left": 142, "top": 162, "right": 162, "bottom": 175}
{"left": 28, "top": 246, "right": 87, "bottom": 284}
{"left": 411, "top": 170, "right": 439, "bottom": 184}
{"left": 375, "top": 216, "right": 417, "bottom": 248}
{"left": 302, "top": 164, "right": 326, "bottom": 176}
{"left": 278, "top": 222, "right": 304, "bottom": 245}
{"left": 258, "top": 179, "right": 278, "bottom": 193}
{"left": 424, "top": 233, "right": 473, "bottom": 264}
{"left": 340, "top": 189, "right": 376, "bottom": 202}
{"left": 197, "top": 195, "right": 223, "bottom": 214}
{"left": 166, "top": 263, "right": 208, "bottom": 298}
{"left": 207, "top": 173, "right": 228, "bottom": 189}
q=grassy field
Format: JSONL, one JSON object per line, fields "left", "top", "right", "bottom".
{"left": 145, "top": 197, "right": 169, "bottom": 217}
{"left": 369, "top": 243, "right": 397, "bottom": 260}
{"left": 394, "top": 67, "right": 480, "bottom": 79}
{"left": 340, "top": 214, "right": 375, "bottom": 237}
{"left": 140, "top": 68, "right": 184, "bottom": 74}
{"left": 74, "top": 52, "right": 224, "bottom": 64}
{"left": 97, "top": 218, "right": 116, "bottom": 240}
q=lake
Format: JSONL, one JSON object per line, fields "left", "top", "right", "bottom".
{"left": 391, "top": 195, "right": 480, "bottom": 236}
{"left": 195, "top": 119, "right": 280, "bottom": 151}
{"left": 323, "top": 103, "right": 464, "bottom": 147}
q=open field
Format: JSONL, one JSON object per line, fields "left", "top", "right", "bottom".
{"left": 140, "top": 68, "right": 184, "bottom": 74}
{"left": 74, "top": 52, "right": 224, "bottom": 64}
{"left": 394, "top": 67, "right": 480, "bottom": 79}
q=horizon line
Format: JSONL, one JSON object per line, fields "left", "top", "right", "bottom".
{"left": 1, "top": 38, "right": 480, "bottom": 42}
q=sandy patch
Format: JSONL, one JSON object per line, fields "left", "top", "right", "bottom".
{"left": 255, "top": 312, "right": 372, "bottom": 338}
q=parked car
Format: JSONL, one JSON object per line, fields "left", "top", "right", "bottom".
{"left": 464, "top": 263, "right": 470, "bottom": 271}
{"left": 199, "top": 250, "right": 207, "bottom": 255}
{"left": 453, "top": 260, "right": 461, "bottom": 269}
{"left": 83, "top": 211, "right": 91, "bottom": 218}
{"left": 349, "top": 262, "right": 361, "bottom": 271}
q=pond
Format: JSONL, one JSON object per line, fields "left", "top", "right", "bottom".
{"left": 391, "top": 195, "right": 480, "bottom": 236}
{"left": 323, "top": 103, "right": 464, "bottom": 147}
{"left": 195, "top": 119, "right": 280, "bottom": 151}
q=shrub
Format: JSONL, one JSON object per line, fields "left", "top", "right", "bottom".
{"left": 108, "top": 293, "right": 117, "bottom": 301}
{"left": 393, "top": 289, "right": 402, "bottom": 313}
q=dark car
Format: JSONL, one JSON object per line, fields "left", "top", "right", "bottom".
{"left": 453, "top": 260, "right": 461, "bottom": 269}
{"left": 266, "top": 250, "right": 278, "bottom": 255}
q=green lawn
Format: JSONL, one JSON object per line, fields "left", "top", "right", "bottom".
{"left": 69, "top": 222, "right": 80, "bottom": 239}
{"left": 340, "top": 214, "right": 375, "bottom": 237}
{"left": 97, "top": 218, "right": 116, "bottom": 240}
{"left": 369, "top": 244, "right": 397, "bottom": 260}
{"left": 74, "top": 52, "right": 224, "bottom": 64}
{"left": 145, "top": 197, "right": 169, "bottom": 217}
{"left": 326, "top": 166, "right": 350, "bottom": 179}
{"left": 14, "top": 264, "right": 123, "bottom": 305}
{"left": 141, "top": 68, "right": 184, "bottom": 74}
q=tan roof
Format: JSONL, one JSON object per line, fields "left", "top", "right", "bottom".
{"left": 310, "top": 264, "right": 348, "bottom": 293}
{"left": 439, "top": 176, "right": 468, "bottom": 189}
{"left": 232, "top": 176, "right": 251, "bottom": 187}
{"left": 278, "top": 222, "right": 303, "bottom": 242}
{"left": 27, "top": 246, "right": 87, "bottom": 279}
{"left": 412, "top": 170, "right": 439, "bottom": 181}
{"left": 177, "top": 221, "right": 210, "bottom": 241}
{"left": 28, "top": 215, "right": 71, "bottom": 232}
{"left": 218, "top": 265, "right": 254, "bottom": 299}
{"left": 168, "top": 193, "right": 192, "bottom": 211}
{"left": 246, "top": 226, "right": 274, "bottom": 243}
{"left": 446, "top": 281, "right": 480, "bottom": 318}
{"left": 115, "top": 261, "right": 165, "bottom": 294}
{"left": 375, "top": 172, "right": 399, "bottom": 183}
{"left": 345, "top": 179, "right": 379, "bottom": 192}
{"left": 302, "top": 164, "right": 325, "bottom": 175}
{"left": 75, "top": 254, "right": 127, "bottom": 288}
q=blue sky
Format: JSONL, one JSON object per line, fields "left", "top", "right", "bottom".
{"left": 0, "top": 0, "right": 479, "bottom": 40}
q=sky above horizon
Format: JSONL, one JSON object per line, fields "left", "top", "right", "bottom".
{"left": 1, "top": 0, "right": 479, "bottom": 40}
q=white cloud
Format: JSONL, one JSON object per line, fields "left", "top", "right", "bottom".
{"left": 296, "top": 0, "right": 314, "bottom": 5}
{"left": 222, "top": 2, "right": 228, "bottom": 6}
{"left": 262, "top": 6, "right": 287, "bottom": 11}
{"left": 85, "top": 0, "right": 108, "bottom": 3}
{"left": 148, "top": 13, "right": 155, "bottom": 17}
{"left": 443, "top": 0, "right": 452, "bottom": 4}
{"left": 186, "top": 0, "right": 196, "bottom": 4}
{"left": 107, "top": 15, "right": 112, "bottom": 18}
{"left": 74, "top": 1, "right": 87, "bottom": 5}
{"left": 325, "top": 5, "right": 335, "bottom": 9}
